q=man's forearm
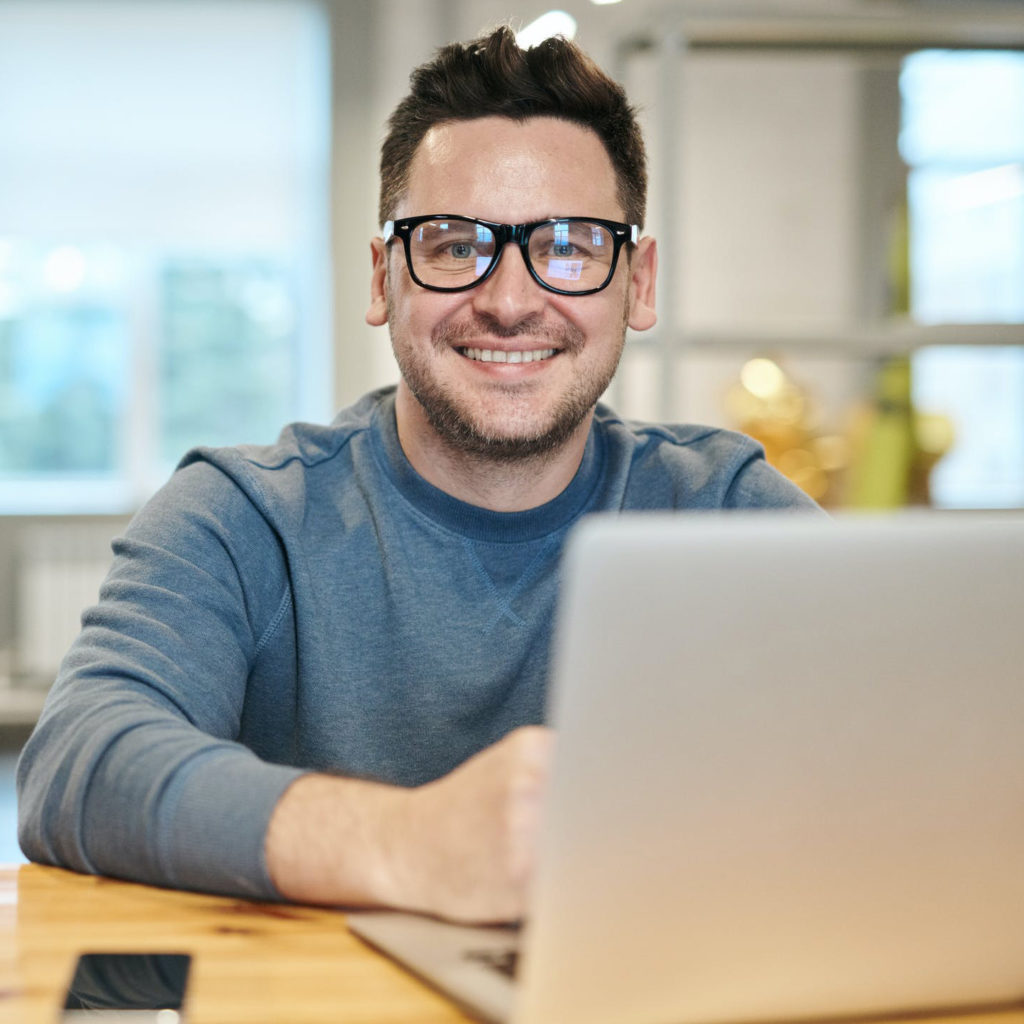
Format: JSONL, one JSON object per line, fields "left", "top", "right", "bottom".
{"left": 265, "top": 773, "right": 409, "bottom": 908}
{"left": 263, "top": 726, "right": 554, "bottom": 923}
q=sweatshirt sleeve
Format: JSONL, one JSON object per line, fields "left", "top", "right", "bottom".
{"left": 16, "top": 458, "right": 306, "bottom": 900}
{"left": 724, "top": 444, "right": 823, "bottom": 512}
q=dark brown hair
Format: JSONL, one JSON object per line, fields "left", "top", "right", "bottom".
{"left": 378, "top": 26, "right": 647, "bottom": 229}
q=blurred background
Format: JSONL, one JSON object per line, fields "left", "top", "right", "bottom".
{"left": 1, "top": 0, "right": 1023, "bottom": 856}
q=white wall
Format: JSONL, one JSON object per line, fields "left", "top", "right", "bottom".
{"left": 677, "top": 53, "right": 860, "bottom": 333}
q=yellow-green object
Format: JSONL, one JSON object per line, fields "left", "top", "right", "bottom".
{"left": 846, "top": 356, "right": 916, "bottom": 508}
{"left": 886, "top": 196, "right": 911, "bottom": 318}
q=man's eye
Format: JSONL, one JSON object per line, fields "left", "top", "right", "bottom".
{"left": 551, "top": 242, "right": 578, "bottom": 258}
{"left": 446, "top": 241, "right": 476, "bottom": 259}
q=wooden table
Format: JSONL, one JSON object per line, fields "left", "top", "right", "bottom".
{"left": 5, "top": 864, "right": 1024, "bottom": 1024}
{"left": 0, "top": 863, "right": 472, "bottom": 1023}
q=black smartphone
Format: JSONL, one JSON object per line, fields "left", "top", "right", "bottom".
{"left": 61, "top": 952, "right": 191, "bottom": 1022}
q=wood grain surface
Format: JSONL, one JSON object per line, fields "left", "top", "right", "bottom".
{"left": 0, "top": 863, "right": 471, "bottom": 1024}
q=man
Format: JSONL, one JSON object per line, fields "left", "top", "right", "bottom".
{"left": 17, "top": 27, "right": 817, "bottom": 925}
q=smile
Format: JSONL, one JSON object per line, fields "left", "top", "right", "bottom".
{"left": 458, "top": 347, "right": 557, "bottom": 364}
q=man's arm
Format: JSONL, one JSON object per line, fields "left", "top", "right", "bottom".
{"left": 18, "top": 457, "right": 554, "bottom": 920}
{"left": 266, "top": 725, "right": 553, "bottom": 923}
{"left": 17, "top": 460, "right": 304, "bottom": 898}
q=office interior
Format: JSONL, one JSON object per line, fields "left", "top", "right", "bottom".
{"left": 1, "top": 0, "right": 1023, "bottom": 859}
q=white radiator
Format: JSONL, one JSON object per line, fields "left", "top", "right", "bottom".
{"left": 16, "top": 524, "right": 115, "bottom": 683}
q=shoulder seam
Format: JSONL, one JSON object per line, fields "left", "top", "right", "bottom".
{"left": 238, "top": 423, "right": 370, "bottom": 474}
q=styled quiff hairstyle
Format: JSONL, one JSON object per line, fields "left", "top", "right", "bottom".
{"left": 378, "top": 26, "right": 648, "bottom": 229}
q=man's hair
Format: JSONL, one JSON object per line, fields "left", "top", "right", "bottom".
{"left": 379, "top": 26, "right": 647, "bottom": 229}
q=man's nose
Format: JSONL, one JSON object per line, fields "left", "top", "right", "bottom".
{"left": 470, "top": 244, "right": 547, "bottom": 325}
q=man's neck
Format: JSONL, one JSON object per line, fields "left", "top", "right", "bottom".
{"left": 393, "top": 387, "right": 592, "bottom": 513}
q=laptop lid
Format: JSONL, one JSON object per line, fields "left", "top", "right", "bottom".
{"left": 516, "top": 511, "right": 1024, "bottom": 1024}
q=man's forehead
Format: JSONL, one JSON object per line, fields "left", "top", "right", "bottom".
{"left": 400, "top": 115, "right": 621, "bottom": 219}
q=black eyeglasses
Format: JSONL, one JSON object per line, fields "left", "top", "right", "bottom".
{"left": 383, "top": 215, "right": 639, "bottom": 296}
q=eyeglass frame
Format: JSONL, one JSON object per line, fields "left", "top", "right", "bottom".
{"left": 382, "top": 214, "right": 640, "bottom": 297}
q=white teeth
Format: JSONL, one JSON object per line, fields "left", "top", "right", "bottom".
{"left": 462, "top": 347, "right": 556, "bottom": 364}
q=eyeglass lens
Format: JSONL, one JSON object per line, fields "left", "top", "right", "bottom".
{"left": 406, "top": 218, "right": 619, "bottom": 292}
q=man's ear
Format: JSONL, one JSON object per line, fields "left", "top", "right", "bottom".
{"left": 626, "top": 236, "right": 657, "bottom": 333}
{"left": 366, "top": 236, "right": 388, "bottom": 326}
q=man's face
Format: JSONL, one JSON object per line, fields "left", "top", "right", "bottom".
{"left": 368, "top": 115, "right": 657, "bottom": 462}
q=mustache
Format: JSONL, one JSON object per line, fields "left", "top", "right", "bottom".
{"left": 433, "top": 312, "right": 585, "bottom": 353}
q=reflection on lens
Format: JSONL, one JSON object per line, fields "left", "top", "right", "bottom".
{"left": 545, "top": 258, "right": 584, "bottom": 282}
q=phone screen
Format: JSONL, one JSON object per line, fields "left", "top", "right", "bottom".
{"left": 61, "top": 952, "right": 191, "bottom": 1021}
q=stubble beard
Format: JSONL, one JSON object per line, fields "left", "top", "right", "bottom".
{"left": 390, "top": 302, "right": 628, "bottom": 464}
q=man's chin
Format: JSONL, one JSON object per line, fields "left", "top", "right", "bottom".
{"left": 434, "top": 421, "right": 579, "bottom": 462}
{"left": 422, "top": 404, "right": 590, "bottom": 463}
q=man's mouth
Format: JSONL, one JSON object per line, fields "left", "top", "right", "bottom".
{"left": 457, "top": 347, "right": 557, "bottom": 364}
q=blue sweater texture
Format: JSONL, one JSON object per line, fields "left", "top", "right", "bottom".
{"left": 17, "top": 388, "right": 817, "bottom": 899}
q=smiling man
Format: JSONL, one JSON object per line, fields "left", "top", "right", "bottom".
{"left": 18, "top": 27, "right": 817, "bottom": 924}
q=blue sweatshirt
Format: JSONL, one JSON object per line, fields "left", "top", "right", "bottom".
{"left": 17, "top": 388, "right": 818, "bottom": 900}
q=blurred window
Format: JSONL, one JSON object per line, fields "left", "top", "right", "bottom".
{"left": 902, "top": 50, "right": 1024, "bottom": 508}
{"left": 914, "top": 346, "right": 1024, "bottom": 509}
{"left": 901, "top": 50, "right": 1024, "bottom": 324}
{"left": 0, "top": 1, "right": 331, "bottom": 513}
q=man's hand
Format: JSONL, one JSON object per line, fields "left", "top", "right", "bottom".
{"left": 265, "top": 726, "right": 554, "bottom": 924}
{"left": 385, "top": 725, "right": 554, "bottom": 922}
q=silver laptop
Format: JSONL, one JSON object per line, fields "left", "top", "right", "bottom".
{"left": 348, "top": 512, "right": 1024, "bottom": 1024}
